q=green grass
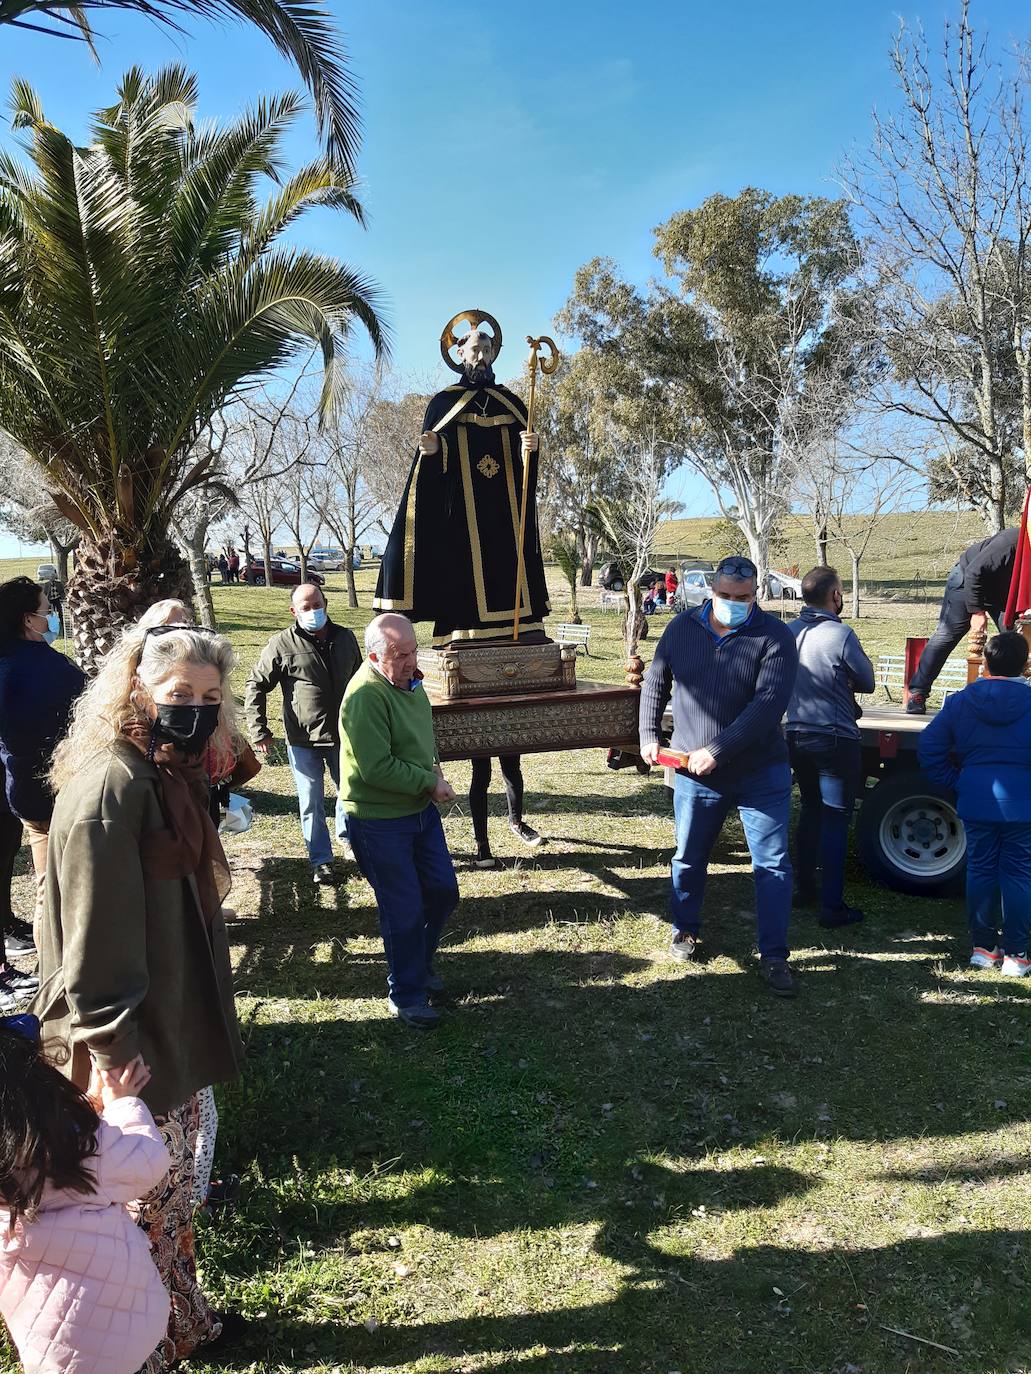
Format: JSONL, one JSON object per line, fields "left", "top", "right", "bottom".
{"left": 3, "top": 555, "right": 1031, "bottom": 1374}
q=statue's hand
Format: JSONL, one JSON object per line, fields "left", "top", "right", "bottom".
{"left": 419, "top": 430, "right": 440, "bottom": 456}
{"left": 520, "top": 430, "right": 540, "bottom": 456}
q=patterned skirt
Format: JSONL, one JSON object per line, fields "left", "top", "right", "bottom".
{"left": 129, "top": 1094, "right": 223, "bottom": 1372}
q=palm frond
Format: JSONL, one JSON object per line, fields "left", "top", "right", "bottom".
{"left": 0, "top": 0, "right": 361, "bottom": 172}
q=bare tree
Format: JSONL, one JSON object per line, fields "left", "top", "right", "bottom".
{"left": 362, "top": 386, "right": 432, "bottom": 538}
{"left": 589, "top": 438, "right": 681, "bottom": 659}
{"left": 167, "top": 416, "right": 236, "bottom": 627}
{"left": 277, "top": 457, "right": 323, "bottom": 583}
{"left": 318, "top": 369, "right": 391, "bottom": 606}
{"left": 0, "top": 437, "right": 80, "bottom": 579}
{"left": 844, "top": 1, "right": 1031, "bottom": 531}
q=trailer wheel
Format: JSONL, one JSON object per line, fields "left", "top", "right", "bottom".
{"left": 857, "top": 773, "right": 965, "bottom": 896}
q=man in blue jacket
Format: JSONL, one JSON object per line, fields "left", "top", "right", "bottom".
{"left": 640, "top": 556, "right": 799, "bottom": 996}
{"left": 918, "top": 631, "right": 1031, "bottom": 976}
{"left": 787, "top": 567, "right": 875, "bottom": 927}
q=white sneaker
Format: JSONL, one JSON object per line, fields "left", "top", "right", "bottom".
{"left": 970, "top": 945, "right": 1004, "bottom": 970}
{"left": 1001, "top": 953, "right": 1031, "bottom": 977}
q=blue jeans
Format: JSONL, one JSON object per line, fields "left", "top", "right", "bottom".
{"left": 670, "top": 763, "right": 793, "bottom": 961}
{"left": 964, "top": 819, "right": 1031, "bottom": 956}
{"left": 287, "top": 745, "right": 347, "bottom": 870}
{"left": 347, "top": 804, "right": 460, "bottom": 1008}
{"left": 788, "top": 731, "right": 861, "bottom": 910}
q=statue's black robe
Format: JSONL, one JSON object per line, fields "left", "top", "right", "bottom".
{"left": 373, "top": 381, "right": 551, "bottom": 645}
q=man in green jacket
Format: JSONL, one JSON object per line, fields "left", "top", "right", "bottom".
{"left": 245, "top": 584, "right": 361, "bottom": 885}
{"left": 340, "top": 613, "right": 459, "bottom": 1029}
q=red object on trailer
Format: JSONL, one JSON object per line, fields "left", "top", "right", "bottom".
{"left": 902, "top": 636, "right": 928, "bottom": 706}
{"left": 1004, "top": 486, "right": 1031, "bottom": 628}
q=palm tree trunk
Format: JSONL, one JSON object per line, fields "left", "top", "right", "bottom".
{"left": 66, "top": 535, "right": 193, "bottom": 673}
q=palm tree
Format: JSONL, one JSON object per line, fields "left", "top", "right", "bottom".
{"left": 549, "top": 535, "right": 582, "bottom": 624}
{"left": 0, "top": 66, "right": 387, "bottom": 666}
{"left": 0, "top": 0, "right": 360, "bottom": 172}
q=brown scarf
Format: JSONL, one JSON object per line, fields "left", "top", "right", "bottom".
{"left": 129, "top": 740, "right": 232, "bottom": 927}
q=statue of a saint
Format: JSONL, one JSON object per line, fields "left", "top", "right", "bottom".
{"left": 373, "top": 312, "right": 550, "bottom": 647}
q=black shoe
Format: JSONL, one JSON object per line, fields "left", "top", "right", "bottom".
{"left": 201, "top": 1310, "right": 252, "bottom": 1354}
{"left": 819, "top": 903, "right": 865, "bottom": 928}
{"left": 5, "top": 929, "right": 35, "bottom": 957}
{"left": 387, "top": 997, "right": 441, "bottom": 1030}
{"left": 510, "top": 821, "right": 545, "bottom": 848}
{"left": 312, "top": 863, "right": 336, "bottom": 886}
{"left": 760, "top": 958, "right": 798, "bottom": 998}
{"left": 474, "top": 848, "right": 500, "bottom": 869}
{"left": 670, "top": 931, "right": 698, "bottom": 962}
{"left": 905, "top": 692, "right": 926, "bottom": 715}
{"left": 1, "top": 966, "right": 38, "bottom": 994}
{"left": 203, "top": 1173, "right": 241, "bottom": 1215}
{"left": 793, "top": 889, "right": 818, "bottom": 911}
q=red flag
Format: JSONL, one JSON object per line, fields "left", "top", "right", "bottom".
{"left": 1004, "top": 486, "right": 1031, "bottom": 628}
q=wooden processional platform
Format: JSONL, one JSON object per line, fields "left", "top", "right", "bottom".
{"left": 429, "top": 680, "right": 641, "bottom": 762}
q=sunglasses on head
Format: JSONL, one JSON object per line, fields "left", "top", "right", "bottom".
{"left": 715, "top": 557, "right": 758, "bottom": 580}
{"left": 143, "top": 624, "right": 217, "bottom": 639}
{"left": 0, "top": 1013, "right": 40, "bottom": 1044}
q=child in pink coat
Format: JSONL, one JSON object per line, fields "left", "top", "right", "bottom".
{"left": 0, "top": 1017, "right": 171, "bottom": 1374}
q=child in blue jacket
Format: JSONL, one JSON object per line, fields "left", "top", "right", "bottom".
{"left": 918, "top": 631, "right": 1031, "bottom": 975}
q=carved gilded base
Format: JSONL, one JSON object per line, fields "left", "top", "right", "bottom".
{"left": 418, "top": 641, "right": 576, "bottom": 700}
{"left": 430, "top": 680, "right": 640, "bottom": 761}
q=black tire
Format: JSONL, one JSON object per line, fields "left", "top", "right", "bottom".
{"left": 252, "top": 573, "right": 266, "bottom": 586}
{"left": 611, "top": 578, "right": 625, "bottom": 592}
{"left": 856, "top": 772, "right": 965, "bottom": 896}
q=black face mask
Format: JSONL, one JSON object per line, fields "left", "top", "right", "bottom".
{"left": 150, "top": 703, "right": 221, "bottom": 756}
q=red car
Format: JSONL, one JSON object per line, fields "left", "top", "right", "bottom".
{"left": 244, "top": 558, "right": 325, "bottom": 587}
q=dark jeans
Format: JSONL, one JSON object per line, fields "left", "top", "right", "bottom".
{"left": 788, "top": 731, "right": 861, "bottom": 910}
{"left": 469, "top": 755, "right": 523, "bottom": 848}
{"left": 965, "top": 819, "right": 1031, "bottom": 956}
{"left": 670, "top": 762, "right": 792, "bottom": 961}
{"left": 347, "top": 804, "right": 459, "bottom": 1008}
{"left": 909, "top": 578, "right": 1001, "bottom": 695}
{"left": 0, "top": 808, "right": 21, "bottom": 944}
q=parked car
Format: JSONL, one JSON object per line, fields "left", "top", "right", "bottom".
{"left": 309, "top": 549, "right": 362, "bottom": 572}
{"left": 598, "top": 561, "right": 625, "bottom": 592}
{"left": 769, "top": 570, "right": 803, "bottom": 599}
{"left": 676, "top": 566, "right": 715, "bottom": 609}
{"left": 244, "top": 558, "right": 325, "bottom": 587}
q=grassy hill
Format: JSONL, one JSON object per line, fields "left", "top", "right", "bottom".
{"left": 654, "top": 509, "right": 986, "bottom": 601}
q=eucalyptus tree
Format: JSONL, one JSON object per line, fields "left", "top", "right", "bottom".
{"left": 0, "top": 67, "right": 386, "bottom": 665}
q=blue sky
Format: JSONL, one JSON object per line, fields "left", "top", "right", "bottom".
{"left": 1, "top": 0, "right": 1028, "bottom": 553}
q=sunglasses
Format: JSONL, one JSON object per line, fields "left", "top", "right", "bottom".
{"left": 0, "top": 1013, "right": 40, "bottom": 1043}
{"left": 143, "top": 624, "right": 217, "bottom": 639}
{"left": 715, "top": 557, "right": 758, "bottom": 580}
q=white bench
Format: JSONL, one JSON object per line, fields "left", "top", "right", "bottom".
{"left": 598, "top": 591, "right": 623, "bottom": 609}
{"left": 556, "top": 623, "right": 592, "bottom": 655}
{"left": 874, "top": 654, "right": 969, "bottom": 702}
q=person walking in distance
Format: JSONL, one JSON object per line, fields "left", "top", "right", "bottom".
{"left": 786, "top": 567, "right": 875, "bottom": 927}
{"left": 907, "top": 527, "right": 1019, "bottom": 713}
{"left": 245, "top": 584, "right": 361, "bottom": 886}
{"left": 639, "top": 556, "right": 800, "bottom": 996}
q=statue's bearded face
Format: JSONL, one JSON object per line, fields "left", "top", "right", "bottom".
{"left": 457, "top": 331, "right": 496, "bottom": 381}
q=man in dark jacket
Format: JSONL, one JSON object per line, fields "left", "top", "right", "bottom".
{"left": 786, "top": 567, "right": 875, "bottom": 927}
{"left": 245, "top": 584, "right": 362, "bottom": 885}
{"left": 639, "top": 555, "right": 800, "bottom": 996}
{"left": 918, "top": 631, "right": 1031, "bottom": 976}
{"left": 908, "top": 527, "right": 1019, "bottom": 713}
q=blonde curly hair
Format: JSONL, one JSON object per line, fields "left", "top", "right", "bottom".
{"left": 51, "top": 625, "right": 242, "bottom": 792}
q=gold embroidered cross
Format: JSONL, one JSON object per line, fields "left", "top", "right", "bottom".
{"left": 477, "top": 455, "right": 500, "bottom": 479}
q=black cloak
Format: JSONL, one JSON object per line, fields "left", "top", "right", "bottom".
{"left": 373, "top": 381, "right": 551, "bottom": 646}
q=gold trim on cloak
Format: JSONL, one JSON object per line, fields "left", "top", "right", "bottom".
{"left": 456, "top": 424, "right": 533, "bottom": 623}
{"left": 432, "top": 621, "right": 545, "bottom": 648}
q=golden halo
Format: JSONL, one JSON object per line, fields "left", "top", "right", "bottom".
{"left": 440, "top": 309, "right": 503, "bottom": 373}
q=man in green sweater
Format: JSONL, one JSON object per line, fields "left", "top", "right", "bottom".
{"left": 340, "top": 613, "right": 459, "bottom": 1029}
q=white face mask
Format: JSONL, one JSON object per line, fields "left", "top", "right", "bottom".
{"left": 712, "top": 595, "right": 752, "bottom": 628}
{"left": 297, "top": 607, "right": 327, "bottom": 633}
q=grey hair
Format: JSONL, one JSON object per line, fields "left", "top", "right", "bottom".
{"left": 364, "top": 613, "right": 414, "bottom": 659}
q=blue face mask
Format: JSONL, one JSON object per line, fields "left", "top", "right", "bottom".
{"left": 32, "top": 609, "right": 60, "bottom": 643}
{"left": 711, "top": 595, "right": 752, "bottom": 629}
{"left": 297, "top": 607, "right": 328, "bottom": 633}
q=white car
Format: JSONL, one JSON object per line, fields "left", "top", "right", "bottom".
{"left": 769, "top": 571, "right": 803, "bottom": 599}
